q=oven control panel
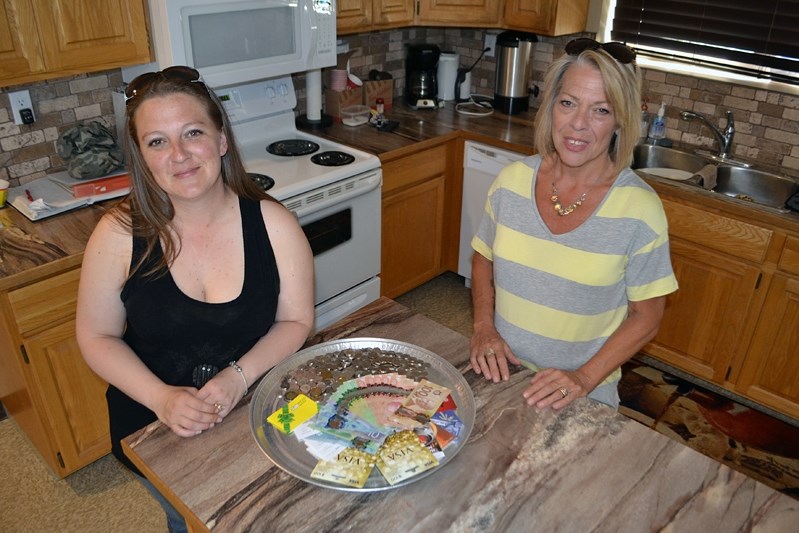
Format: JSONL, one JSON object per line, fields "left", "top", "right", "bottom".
{"left": 216, "top": 77, "right": 297, "bottom": 124}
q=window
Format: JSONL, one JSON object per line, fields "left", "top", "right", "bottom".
{"left": 609, "top": 1, "right": 799, "bottom": 86}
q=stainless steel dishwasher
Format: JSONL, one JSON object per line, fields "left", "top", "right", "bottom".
{"left": 458, "top": 140, "right": 527, "bottom": 286}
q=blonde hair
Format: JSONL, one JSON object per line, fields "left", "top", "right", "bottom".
{"left": 533, "top": 49, "right": 641, "bottom": 176}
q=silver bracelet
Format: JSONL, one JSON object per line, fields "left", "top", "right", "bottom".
{"left": 229, "top": 361, "right": 248, "bottom": 393}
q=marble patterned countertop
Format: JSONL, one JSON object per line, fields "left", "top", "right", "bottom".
{"left": 123, "top": 298, "right": 798, "bottom": 532}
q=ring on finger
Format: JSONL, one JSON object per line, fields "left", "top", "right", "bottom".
{"left": 559, "top": 387, "right": 568, "bottom": 398}
{"left": 484, "top": 348, "right": 495, "bottom": 357}
{"left": 214, "top": 402, "right": 226, "bottom": 413}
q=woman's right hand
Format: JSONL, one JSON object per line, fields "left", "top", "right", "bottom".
{"left": 155, "top": 386, "right": 221, "bottom": 437}
{"left": 470, "top": 324, "right": 520, "bottom": 382}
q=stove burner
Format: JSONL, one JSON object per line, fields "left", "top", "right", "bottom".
{"left": 310, "top": 150, "right": 355, "bottom": 167}
{"left": 248, "top": 173, "right": 275, "bottom": 193}
{"left": 267, "top": 139, "right": 320, "bottom": 157}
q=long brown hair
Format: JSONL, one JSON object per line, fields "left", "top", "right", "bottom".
{"left": 112, "top": 70, "right": 273, "bottom": 278}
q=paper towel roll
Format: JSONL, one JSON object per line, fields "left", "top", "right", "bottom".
{"left": 437, "top": 52, "right": 459, "bottom": 101}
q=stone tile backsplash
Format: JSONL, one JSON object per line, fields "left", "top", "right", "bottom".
{"left": 1, "top": 28, "right": 798, "bottom": 188}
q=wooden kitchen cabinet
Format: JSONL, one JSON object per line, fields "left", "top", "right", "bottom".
{"left": 640, "top": 192, "right": 799, "bottom": 420}
{"left": 372, "top": 0, "right": 415, "bottom": 29}
{"left": 646, "top": 237, "right": 762, "bottom": 383}
{"left": 380, "top": 140, "right": 457, "bottom": 298}
{"left": 503, "top": 0, "right": 589, "bottom": 36}
{"left": 338, "top": 0, "right": 500, "bottom": 34}
{"left": 0, "top": 0, "right": 45, "bottom": 81}
{"left": 0, "top": 0, "right": 150, "bottom": 87}
{"left": 645, "top": 199, "right": 772, "bottom": 383}
{"left": 0, "top": 266, "right": 110, "bottom": 477}
{"left": 417, "top": 0, "right": 502, "bottom": 27}
{"left": 337, "top": 0, "right": 373, "bottom": 34}
{"left": 736, "top": 237, "right": 799, "bottom": 419}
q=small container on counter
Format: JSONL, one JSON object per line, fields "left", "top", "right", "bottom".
{"left": 341, "top": 105, "right": 371, "bottom": 127}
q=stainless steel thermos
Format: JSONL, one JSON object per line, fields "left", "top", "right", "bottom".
{"left": 494, "top": 31, "right": 538, "bottom": 115}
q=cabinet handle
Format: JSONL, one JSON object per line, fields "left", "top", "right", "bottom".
{"left": 57, "top": 452, "right": 65, "bottom": 469}
{"left": 19, "top": 345, "right": 29, "bottom": 364}
{"left": 755, "top": 272, "right": 763, "bottom": 289}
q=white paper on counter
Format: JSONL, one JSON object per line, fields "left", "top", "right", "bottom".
{"left": 8, "top": 170, "right": 130, "bottom": 221}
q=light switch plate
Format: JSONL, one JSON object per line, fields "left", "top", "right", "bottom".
{"left": 9, "top": 89, "right": 34, "bottom": 125}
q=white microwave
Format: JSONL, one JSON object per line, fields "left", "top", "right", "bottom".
{"left": 122, "top": 0, "right": 337, "bottom": 88}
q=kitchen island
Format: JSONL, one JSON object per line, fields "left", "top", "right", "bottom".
{"left": 123, "top": 298, "right": 797, "bottom": 532}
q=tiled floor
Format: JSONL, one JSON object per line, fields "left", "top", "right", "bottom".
{"left": 397, "top": 271, "right": 799, "bottom": 500}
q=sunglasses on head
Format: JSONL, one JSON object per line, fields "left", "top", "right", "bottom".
{"left": 124, "top": 66, "right": 204, "bottom": 104}
{"left": 565, "top": 38, "right": 636, "bottom": 65}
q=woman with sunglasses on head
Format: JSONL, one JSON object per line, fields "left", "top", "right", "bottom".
{"left": 469, "top": 40, "right": 678, "bottom": 410}
{"left": 76, "top": 67, "right": 314, "bottom": 532}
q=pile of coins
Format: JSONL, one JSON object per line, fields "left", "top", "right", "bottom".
{"left": 280, "top": 348, "right": 430, "bottom": 402}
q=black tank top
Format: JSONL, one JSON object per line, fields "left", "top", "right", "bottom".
{"left": 108, "top": 196, "right": 280, "bottom": 472}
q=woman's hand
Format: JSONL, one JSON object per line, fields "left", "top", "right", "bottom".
{"left": 470, "top": 324, "right": 521, "bottom": 382}
{"left": 195, "top": 366, "right": 248, "bottom": 421}
{"left": 154, "top": 386, "right": 222, "bottom": 437}
{"left": 522, "top": 367, "right": 591, "bottom": 410}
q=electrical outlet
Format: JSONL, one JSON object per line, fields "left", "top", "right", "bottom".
{"left": 484, "top": 33, "right": 497, "bottom": 58}
{"left": 9, "top": 89, "right": 35, "bottom": 125}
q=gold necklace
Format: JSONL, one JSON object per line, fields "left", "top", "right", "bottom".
{"left": 550, "top": 181, "right": 587, "bottom": 216}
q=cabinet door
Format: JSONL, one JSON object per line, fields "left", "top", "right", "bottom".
{"left": 0, "top": 0, "right": 45, "bottom": 79}
{"left": 30, "top": 0, "right": 149, "bottom": 73}
{"left": 338, "top": 0, "right": 372, "bottom": 35}
{"left": 418, "top": 0, "right": 501, "bottom": 26}
{"left": 381, "top": 176, "right": 446, "bottom": 298}
{"left": 644, "top": 239, "right": 762, "bottom": 383}
{"left": 373, "top": 0, "right": 414, "bottom": 29}
{"left": 736, "top": 275, "right": 799, "bottom": 419}
{"left": 504, "top": 0, "right": 589, "bottom": 36}
{"left": 26, "top": 319, "right": 110, "bottom": 476}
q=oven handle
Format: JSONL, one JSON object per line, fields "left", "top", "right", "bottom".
{"left": 283, "top": 170, "right": 382, "bottom": 220}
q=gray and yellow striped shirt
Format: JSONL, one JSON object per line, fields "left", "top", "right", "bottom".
{"left": 472, "top": 155, "right": 678, "bottom": 406}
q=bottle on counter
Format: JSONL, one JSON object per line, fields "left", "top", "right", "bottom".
{"left": 640, "top": 100, "right": 650, "bottom": 142}
{"left": 648, "top": 101, "right": 667, "bottom": 144}
{"left": 370, "top": 97, "right": 387, "bottom": 127}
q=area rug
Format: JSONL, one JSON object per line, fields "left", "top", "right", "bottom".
{"left": 619, "top": 359, "right": 799, "bottom": 499}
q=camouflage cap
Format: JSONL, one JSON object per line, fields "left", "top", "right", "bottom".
{"left": 57, "top": 121, "right": 125, "bottom": 179}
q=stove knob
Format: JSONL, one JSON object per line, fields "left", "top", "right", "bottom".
{"left": 266, "top": 86, "right": 276, "bottom": 99}
{"left": 279, "top": 83, "right": 289, "bottom": 96}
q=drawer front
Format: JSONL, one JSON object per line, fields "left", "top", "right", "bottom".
{"left": 8, "top": 268, "right": 81, "bottom": 335}
{"left": 382, "top": 145, "right": 448, "bottom": 195}
{"left": 662, "top": 199, "right": 772, "bottom": 264}
{"left": 779, "top": 236, "right": 799, "bottom": 275}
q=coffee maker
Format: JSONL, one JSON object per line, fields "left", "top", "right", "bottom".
{"left": 405, "top": 44, "right": 440, "bottom": 109}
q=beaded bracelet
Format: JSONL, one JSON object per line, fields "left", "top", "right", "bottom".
{"left": 229, "top": 361, "right": 248, "bottom": 393}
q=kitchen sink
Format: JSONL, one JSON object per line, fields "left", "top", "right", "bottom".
{"left": 714, "top": 166, "right": 799, "bottom": 210}
{"left": 633, "top": 144, "right": 799, "bottom": 212}
{"left": 632, "top": 144, "right": 710, "bottom": 178}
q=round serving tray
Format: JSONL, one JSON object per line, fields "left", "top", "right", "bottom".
{"left": 249, "top": 337, "right": 475, "bottom": 492}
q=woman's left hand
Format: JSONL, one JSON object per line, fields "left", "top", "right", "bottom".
{"left": 196, "top": 366, "right": 248, "bottom": 420}
{"left": 522, "top": 367, "right": 591, "bottom": 410}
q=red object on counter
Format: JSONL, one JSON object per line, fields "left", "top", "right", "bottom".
{"left": 72, "top": 174, "right": 131, "bottom": 198}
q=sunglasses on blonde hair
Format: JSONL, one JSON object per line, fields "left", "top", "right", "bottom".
{"left": 124, "top": 66, "right": 205, "bottom": 104}
{"left": 565, "top": 38, "right": 636, "bottom": 65}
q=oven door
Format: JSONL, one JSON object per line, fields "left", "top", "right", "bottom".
{"left": 282, "top": 169, "right": 382, "bottom": 307}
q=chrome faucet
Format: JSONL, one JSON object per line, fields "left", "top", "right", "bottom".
{"left": 680, "top": 110, "right": 735, "bottom": 159}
